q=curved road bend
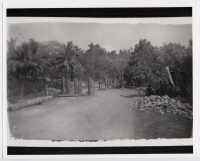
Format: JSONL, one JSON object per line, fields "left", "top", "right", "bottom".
{"left": 8, "top": 89, "right": 192, "bottom": 140}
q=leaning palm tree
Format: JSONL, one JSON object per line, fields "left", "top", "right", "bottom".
{"left": 54, "top": 41, "right": 84, "bottom": 80}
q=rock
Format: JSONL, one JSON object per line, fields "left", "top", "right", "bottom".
{"left": 155, "top": 102, "right": 162, "bottom": 106}
{"left": 156, "top": 95, "right": 161, "bottom": 99}
{"left": 150, "top": 95, "right": 156, "bottom": 100}
{"left": 184, "top": 103, "right": 192, "bottom": 110}
{"left": 163, "top": 105, "right": 167, "bottom": 109}
{"left": 163, "top": 95, "right": 169, "bottom": 99}
{"left": 155, "top": 106, "right": 160, "bottom": 110}
{"left": 160, "top": 111, "right": 164, "bottom": 114}
{"left": 176, "top": 101, "right": 185, "bottom": 110}
{"left": 162, "top": 100, "right": 169, "bottom": 105}
{"left": 171, "top": 99, "right": 176, "bottom": 104}
{"left": 155, "top": 98, "right": 161, "bottom": 101}
{"left": 132, "top": 95, "right": 193, "bottom": 119}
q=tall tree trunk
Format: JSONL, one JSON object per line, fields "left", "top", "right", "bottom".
{"left": 105, "top": 77, "right": 107, "bottom": 90}
{"left": 113, "top": 77, "right": 115, "bottom": 89}
{"left": 78, "top": 80, "right": 82, "bottom": 94}
{"left": 107, "top": 78, "right": 108, "bottom": 89}
{"left": 66, "top": 79, "right": 71, "bottom": 94}
{"left": 61, "top": 77, "right": 65, "bottom": 94}
{"left": 99, "top": 77, "right": 101, "bottom": 90}
{"left": 165, "top": 66, "right": 175, "bottom": 87}
{"left": 74, "top": 78, "right": 78, "bottom": 94}
{"left": 20, "top": 81, "right": 24, "bottom": 100}
{"left": 131, "top": 77, "right": 134, "bottom": 87}
{"left": 121, "top": 75, "right": 124, "bottom": 88}
{"left": 88, "top": 78, "right": 95, "bottom": 95}
{"left": 44, "top": 82, "right": 48, "bottom": 96}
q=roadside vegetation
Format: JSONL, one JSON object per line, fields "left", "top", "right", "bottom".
{"left": 7, "top": 38, "right": 192, "bottom": 106}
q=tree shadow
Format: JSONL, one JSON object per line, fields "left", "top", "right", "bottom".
{"left": 120, "top": 94, "right": 145, "bottom": 98}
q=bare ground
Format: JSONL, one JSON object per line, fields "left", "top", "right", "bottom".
{"left": 8, "top": 88, "right": 192, "bottom": 140}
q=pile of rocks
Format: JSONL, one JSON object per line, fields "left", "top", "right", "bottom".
{"left": 131, "top": 95, "right": 192, "bottom": 119}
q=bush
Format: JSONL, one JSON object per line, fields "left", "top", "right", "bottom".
{"left": 7, "top": 79, "right": 45, "bottom": 103}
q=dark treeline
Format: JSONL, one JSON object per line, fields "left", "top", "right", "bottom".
{"left": 125, "top": 39, "right": 192, "bottom": 103}
{"left": 7, "top": 38, "right": 192, "bottom": 103}
{"left": 7, "top": 38, "right": 131, "bottom": 82}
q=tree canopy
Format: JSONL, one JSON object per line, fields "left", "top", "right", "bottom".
{"left": 7, "top": 37, "right": 192, "bottom": 100}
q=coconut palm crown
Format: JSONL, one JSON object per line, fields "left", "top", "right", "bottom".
{"left": 54, "top": 41, "right": 84, "bottom": 80}
{"left": 7, "top": 40, "right": 49, "bottom": 82}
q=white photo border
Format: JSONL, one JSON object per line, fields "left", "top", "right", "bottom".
{"left": 2, "top": 2, "right": 199, "bottom": 158}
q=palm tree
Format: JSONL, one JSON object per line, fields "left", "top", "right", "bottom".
{"left": 7, "top": 41, "right": 44, "bottom": 82}
{"left": 7, "top": 40, "right": 47, "bottom": 99}
{"left": 54, "top": 41, "right": 84, "bottom": 80}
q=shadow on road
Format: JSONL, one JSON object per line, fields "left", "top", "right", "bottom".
{"left": 120, "top": 94, "right": 144, "bottom": 98}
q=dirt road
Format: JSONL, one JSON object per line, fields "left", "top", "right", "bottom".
{"left": 8, "top": 89, "right": 192, "bottom": 140}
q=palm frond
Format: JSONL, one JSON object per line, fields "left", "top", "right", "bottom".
{"left": 70, "top": 60, "right": 84, "bottom": 73}
{"left": 28, "top": 62, "right": 39, "bottom": 68}
{"left": 63, "top": 60, "right": 70, "bottom": 68}
{"left": 54, "top": 62, "right": 65, "bottom": 73}
{"left": 55, "top": 56, "right": 65, "bottom": 61}
{"left": 35, "top": 65, "right": 44, "bottom": 73}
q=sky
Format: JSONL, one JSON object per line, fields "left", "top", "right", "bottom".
{"left": 7, "top": 17, "right": 192, "bottom": 52}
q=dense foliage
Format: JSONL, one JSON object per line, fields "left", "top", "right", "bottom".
{"left": 7, "top": 38, "right": 192, "bottom": 102}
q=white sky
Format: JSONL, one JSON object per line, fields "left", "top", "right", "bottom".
{"left": 7, "top": 17, "right": 192, "bottom": 25}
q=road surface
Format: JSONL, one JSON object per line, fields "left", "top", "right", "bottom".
{"left": 8, "top": 89, "right": 192, "bottom": 140}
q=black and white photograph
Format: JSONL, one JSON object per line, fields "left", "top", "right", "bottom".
{"left": 2, "top": 4, "right": 198, "bottom": 157}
